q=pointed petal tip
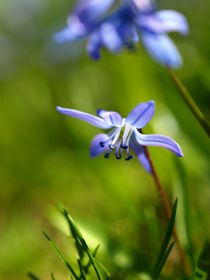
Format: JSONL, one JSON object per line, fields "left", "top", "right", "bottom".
{"left": 56, "top": 106, "right": 63, "bottom": 113}
{"left": 54, "top": 33, "right": 63, "bottom": 44}
{"left": 96, "top": 108, "right": 102, "bottom": 115}
{"left": 148, "top": 100, "right": 155, "bottom": 107}
{"left": 177, "top": 148, "right": 184, "bottom": 157}
{"left": 173, "top": 142, "right": 184, "bottom": 157}
{"left": 54, "top": 29, "right": 72, "bottom": 44}
{"left": 89, "top": 52, "right": 101, "bottom": 60}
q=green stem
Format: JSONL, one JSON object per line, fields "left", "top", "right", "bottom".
{"left": 144, "top": 146, "right": 192, "bottom": 277}
{"left": 167, "top": 68, "right": 210, "bottom": 138}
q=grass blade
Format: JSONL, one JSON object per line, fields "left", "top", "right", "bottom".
{"left": 95, "top": 259, "right": 111, "bottom": 280}
{"left": 77, "top": 258, "right": 87, "bottom": 280}
{"left": 50, "top": 273, "right": 56, "bottom": 280}
{"left": 153, "top": 241, "right": 175, "bottom": 279}
{"left": 62, "top": 208, "right": 104, "bottom": 280}
{"left": 27, "top": 272, "right": 41, "bottom": 280}
{"left": 152, "top": 199, "right": 178, "bottom": 278}
{"left": 43, "top": 232, "right": 79, "bottom": 279}
{"left": 175, "top": 159, "right": 195, "bottom": 267}
{"left": 193, "top": 242, "right": 210, "bottom": 280}
{"left": 84, "top": 244, "right": 100, "bottom": 273}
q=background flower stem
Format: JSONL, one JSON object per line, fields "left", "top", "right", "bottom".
{"left": 144, "top": 146, "right": 192, "bottom": 277}
{"left": 167, "top": 68, "right": 210, "bottom": 138}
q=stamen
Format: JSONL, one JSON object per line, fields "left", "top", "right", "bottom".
{"left": 109, "top": 144, "right": 115, "bottom": 150}
{"left": 116, "top": 154, "right": 121, "bottom": 160}
{"left": 104, "top": 153, "right": 110, "bottom": 159}
{"left": 99, "top": 128, "right": 118, "bottom": 149}
{"left": 120, "top": 144, "right": 128, "bottom": 149}
{"left": 111, "top": 127, "right": 122, "bottom": 145}
{"left": 125, "top": 155, "right": 134, "bottom": 161}
{"left": 114, "top": 141, "right": 121, "bottom": 159}
{"left": 99, "top": 141, "right": 105, "bottom": 148}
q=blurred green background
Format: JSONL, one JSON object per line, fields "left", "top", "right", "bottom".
{"left": 0, "top": 0, "right": 210, "bottom": 279}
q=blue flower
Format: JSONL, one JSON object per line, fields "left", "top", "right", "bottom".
{"left": 55, "top": 0, "right": 188, "bottom": 67}
{"left": 57, "top": 101, "right": 183, "bottom": 173}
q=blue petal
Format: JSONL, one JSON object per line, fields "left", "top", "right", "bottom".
{"left": 134, "top": 131, "right": 184, "bottom": 157}
{"left": 71, "top": 0, "right": 115, "bottom": 26}
{"left": 141, "top": 31, "right": 182, "bottom": 68}
{"left": 129, "top": 133, "right": 151, "bottom": 173}
{"left": 57, "top": 106, "right": 112, "bottom": 129}
{"left": 87, "top": 32, "right": 102, "bottom": 60}
{"left": 54, "top": 26, "right": 80, "bottom": 43}
{"left": 126, "top": 101, "right": 155, "bottom": 128}
{"left": 90, "top": 133, "right": 111, "bottom": 157}
{"left": 97, "top": 109, "right": 123, "bottom": 127}
{"left": 155, "top": 10, "right": 189, "bottom": 35}
{"left": 135, "top": 15, "right": 163, "bottom": 33}
{"left": 100, "top": 22, "right": 123, "bottom": 53}
{"left": 131, "top": 0, "right": 153, "bottom": 13}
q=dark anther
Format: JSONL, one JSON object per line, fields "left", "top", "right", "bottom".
{"left": 116, "top": 154, "right": 121, "bottom": 160}
{"left": 99, "top": 141, "right": 105, "bottom": 148}
{"left": 104, "top": 153, "right": 110, "bottom": 159}
{"left": 120, "top": 144, "right": 128, "bottom": 150}
{"left": 125, "top": 155, "right": 134, "bottom": 161}
{"left": 109, "top": 144, "right": 114, "bottom": 150}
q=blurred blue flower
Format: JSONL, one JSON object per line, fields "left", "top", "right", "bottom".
{"left": 55, "top": 0, "right": 188, "bottom": 67}
{"left": 57, "top": 101, "right": 183, "bottom": 173}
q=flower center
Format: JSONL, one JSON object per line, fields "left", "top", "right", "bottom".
{"left": 99, "top": 122, "right": 134, "bottom": 161}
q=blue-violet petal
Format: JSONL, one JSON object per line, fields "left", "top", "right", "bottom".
{"left": 90, "top": 133, "right": 111, "bottom": 157}
{"left": 141, "top": 32, "right": 182, "bottom": 68}
{"left": 57, "top": 106, "right": 112, "bottom": 129}
{"left": 134, "top": 131, "right": 184, "bottom": 157}
{"left": 126, "top": 100, "right": 155, "bottom": 128}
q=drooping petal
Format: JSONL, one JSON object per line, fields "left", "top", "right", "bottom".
{"left": 135, "top": 11, "right": 188, "bottom": 35}
{"left": 57, "top": 106, "right": 112, "bottom": 129}
{"left": 126, "top": 101, "right": 155, "bottom": 128}
{"left": 70, "top": 0, "right": 116, "bottom": 26}
{"left": 87, "top": 31, "right": 102, "bottom": 60}
{"left": 141, "top": 31, "right": 182, "bottom": 68}
{"left": 134, "top": 15, "right": 162, "bottom": 34}
{"left": 155, "top": 10, "right": 189, "bottom": 35}
{"left": 100, "top": 22, "right": 123, "bottom": 53}
{"left": 90, "top": 133, "right": 111, "bottom": 157}
{"left": 129, "top": 133, "right": 151, "bottom": 172}
{"left": 55, "top": 14, "right": 88, "bottom": 43}
{"left": 97, "top": 109, "right": 123, "bottom": 127}
{"left": 134, "top": 130, "right": 183, "bottom": 156}
{"left": 54, "top": 26, "right": 80, "bottom": 43}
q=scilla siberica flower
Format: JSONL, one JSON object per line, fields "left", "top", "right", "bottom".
{"left": 55, "top": 0, "right": 188, "bottom": 67}
{"left": 57, "top": 101, "right": 183, "bottom": 173}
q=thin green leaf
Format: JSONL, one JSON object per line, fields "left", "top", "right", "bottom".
{"left": 27, "top": 272, "right": 40, "bottom": 280}
{"left": 43, "top": 232, "right": 79, "bottom": 280}
{"left": 77, "top": 258, "right": 86, "bottom": 280}
{"left": 62, "top": 208, "right": 84, "bottom": 260}
{"left": 152, "top": 199, "right": 178, "bottom": 278}
{"left": 51, "top": 273, "right": 56, "bottom": 280}
{"left": 62, "top": 209, "right": 104, "bottom": 280}
{"left": 84, "top": 244, "right": 100, "bottom": 274}
{"left": 175, "top": 159, "right": 195, "bottom": 267}
{"left": 95, "top": 259, "right": 111, "bottom": 280}
{"left": 153, "top": 241, "right": 175, "bottom": 279}
{"left": 193, "top": 242, "right": 210, "bottom": 280}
